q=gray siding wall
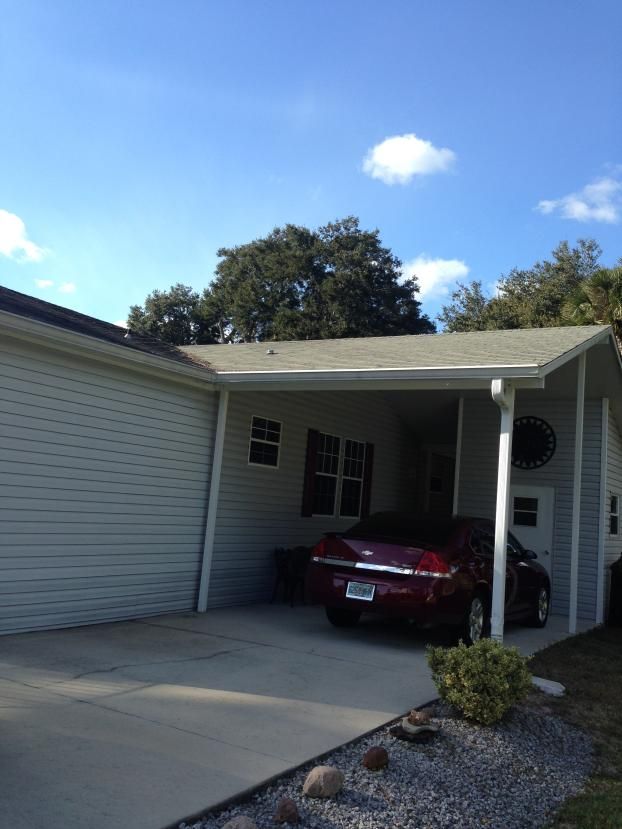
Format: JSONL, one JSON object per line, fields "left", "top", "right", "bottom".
{"left": 605, "top": 406, "right": 622, "bottom": 613}
{"left": 0, "top": 334, "right": 216, "bottom": 634}
{"left": 208, "top": 390, "right": 409, "bottom": 607}
{"left": 458, "top": 395, "right": 602, "bottom": 620}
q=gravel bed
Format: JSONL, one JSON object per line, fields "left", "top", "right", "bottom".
{"left": 180, "top": 705, "right": 592, "bottom": 829}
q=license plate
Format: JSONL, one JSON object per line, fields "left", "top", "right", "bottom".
{"left": 346, "top": 581, "right": 375, "bottom": 601}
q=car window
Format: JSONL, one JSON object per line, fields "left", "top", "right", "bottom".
{"left": 345, "top": 512, "right": 461, "bottom": 546}
{"left": 472, "top": 525, "right": 524, "bottom": 558}
{"left": 472, "top": 529, "right": 495, "bottom": 557}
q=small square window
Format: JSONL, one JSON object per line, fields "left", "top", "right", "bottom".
{"left": 248, "top": 415, "right": 281, "bottom": 468}
{"left": 513, "top": 496, "right": 538, "bottom": 527}
{"left": 610, "top": 495, "right": 619, "bottom": 536}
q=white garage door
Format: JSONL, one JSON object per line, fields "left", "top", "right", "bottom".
{"left": 0, "top": 335, "right": 216, "bottom": 634}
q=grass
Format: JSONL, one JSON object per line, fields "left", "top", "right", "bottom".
{"left": 528, "top": 625, "right": 622, "bottom": 828}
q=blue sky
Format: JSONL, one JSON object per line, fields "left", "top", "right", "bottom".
{"left": 1, "top": 0, "right": 620, "bottom": 327}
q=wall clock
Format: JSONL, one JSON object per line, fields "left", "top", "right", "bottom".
{"left": 511, "top": 416, "right": 556, "bottom": 469}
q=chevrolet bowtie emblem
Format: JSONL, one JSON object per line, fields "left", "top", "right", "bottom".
{"left": 361, "top": 550, "right": 374, "bottom": 556}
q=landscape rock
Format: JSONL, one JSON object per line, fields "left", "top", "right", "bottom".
{"left": 407, "top": 707, "right": 432, "bottom": 725}
{"left": 221, "top": 817, "right": 257, "bottom": 829}
{"left": 401, "top": 716, "right": 441, "bottom": 735}
{"left": 362, "top": 745, "right": 389, "bottom": 770}
{"left": 532, "top": 676, "right": 566, "bottom": 697}
{"left": 273, "top": 796, "right": 299, "bottom": 824}
{"left": 302, "top": 765, "right": 344, "bottom": 798}
{"left": 389, "top": 723, "right": 439, "bottom": 743}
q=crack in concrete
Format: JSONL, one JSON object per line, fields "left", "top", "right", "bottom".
{"left": 47, "top": 645, "right": 255, "bottom": 685}
{"left": 0, "top": 673, "right": 293, "bottom": 763}
{"left": 71, "top": 695, "right": 294, "bottom": 764}
{"left": 133, "top": 618, "right": 402, "bottom": 671}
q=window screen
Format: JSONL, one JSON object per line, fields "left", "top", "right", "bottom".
{"left": 248, "top": 416, "right": 282, "bottom": 467}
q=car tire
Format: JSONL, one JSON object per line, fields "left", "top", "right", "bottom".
{"left": 527, "top": 585, "right": 550, "bottom": 628}
{"left": 463, "top": 592, "right": 490, "bottom": 645}
{"left": 325, "top": 607, "right": 361, "bottom": 628}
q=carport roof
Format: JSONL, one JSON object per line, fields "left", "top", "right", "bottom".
{"left": 183, "top": 325, "right": 610, "bottom": 376}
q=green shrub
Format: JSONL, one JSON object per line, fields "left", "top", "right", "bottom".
{"left": 427, "top": 639, "right": 532, "bottom": 725}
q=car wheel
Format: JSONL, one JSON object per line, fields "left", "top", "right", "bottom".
{"left": 527, "top": 586, "right": 550, "bottom": 628}
{"left": 463, "top": 593, "right": 490, "bottom": 645}
{"left": 325, "top": 607, "right": 361, "bottom": 628}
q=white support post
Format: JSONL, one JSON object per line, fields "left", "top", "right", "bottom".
{"left": 596, "top": 398, "right": 609, "bottom": 624}
{"left": 569, "top": 353, "right": 586, "bottom": 634}
{"left": 491, "top": 378, "right": 515, "bottom": 643}
{"left": 452, "top": 397, "right": 464, "bottom": 517}
{"left": 197, "top": 388, "right": 229, "bottom": 613}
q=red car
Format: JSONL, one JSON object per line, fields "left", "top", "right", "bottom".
{"left": 306, "top": 512, "right": 550, "bottom": 644}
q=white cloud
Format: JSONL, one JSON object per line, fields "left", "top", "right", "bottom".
{"left": 402, "top": 255, "right": 469, "bottom": 298}
{"left": 363, "top": 133, "right": 456, "bottom": 185}
{"left": 536, "top": 176, "right": 622, "bottom": 224}
{"left": 0, "top": 209, "right": 46, "bottom": 262}
{"left": 35, "top": 279, "right": 54, "bottom": 289}
{"left": 58, "top": 282, "right": 76, "bottom": 294}
{"left": 113, "top": 320, "right": 127, "bottom": 328}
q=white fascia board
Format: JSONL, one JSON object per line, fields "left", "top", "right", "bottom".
{"left": 0, "top": 309, "right": 216, "bottom": 389}
{"left": 539, "top": 327, "right": 612, "bottom": 377}
{"left": 216, "top": 364, "right": 544, "bottom": 388}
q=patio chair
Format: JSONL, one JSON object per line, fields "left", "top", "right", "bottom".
{"left": 270, "top": 546, "right": 311, "bottom": 607}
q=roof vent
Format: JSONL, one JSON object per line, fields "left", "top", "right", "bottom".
{"left": 266, "top": 348, "right": 275, "bottom": 355}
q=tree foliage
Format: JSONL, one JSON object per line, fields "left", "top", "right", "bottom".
{"left": 127, "top": 283, "right": 219, "bottom": 345}
{"left": 129, "top": 217, "right": 434, "bottom": 344}
{"left": 439, "top": 239, "right": 604, "bottom": 332}
{"left": 563, "top": 265, "right": 622, "bottom": 344}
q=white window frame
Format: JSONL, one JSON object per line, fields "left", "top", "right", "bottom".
{"left": 247, "top": 415, "right": 282, "bottom": 470}
{"left": 512, "top": 495, "right": 539, "bottom": 528}
{"left": 610, "top": 493, "right": 619, "bottom": 536}
{"left": 311, "top": 432, "right": 342, "bottom": 517}
{"left": 339, "top": 438, "right": 367, "bottom": 519}
{"left": 311, "top": 432, "right": 366, "bottom": 519}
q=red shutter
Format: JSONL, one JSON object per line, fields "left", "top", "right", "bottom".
{"left": 301, "top": 429, "right": 320, "bottom": 516}
{"left": 360, "top": 442, "right": 374, "bottom": 518}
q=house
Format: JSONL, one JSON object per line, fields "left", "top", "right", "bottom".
{"left": 1, "top": 285, "right": 621, "bottom": 639}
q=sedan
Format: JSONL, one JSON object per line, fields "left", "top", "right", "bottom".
{"left": 306, "top": 511, "right": 551, "bottom": 644}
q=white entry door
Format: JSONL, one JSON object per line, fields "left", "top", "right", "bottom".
{"left": 509, "top": 485, "right": 554, "bottom": 579}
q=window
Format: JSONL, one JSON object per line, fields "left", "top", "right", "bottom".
{"left": 339, "top": 439, "right": 366, "bottom": 518}
{"left": 312, "top": 433, "right": 341, "bottom": 515}
{"left": 610, "top": 495, "right": 619, "bottom": 536}
{"left": 248, "top": 416, "right": 282, "bottom": 468}
{"left": 513, "top": 496, "right": 538, "bottom": 527}
{"left": 301, "top": 429, "right": 374, "bottom": 519}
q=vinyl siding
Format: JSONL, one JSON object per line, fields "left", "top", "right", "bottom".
{"left": 605, "top": 407, "right": 622, "bottom": 614}
{"left": 458, "top": 395, "right": 602, "bottom": 620}
{"left": 0, "top": 334, "right": 216, "bottom": 634}
{"left": 208, "top": 390, "right": 409, "bottom": 607}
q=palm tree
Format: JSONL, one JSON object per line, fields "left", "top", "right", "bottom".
{"left": 563, "top": 266, "right": 622, "bottom": 347}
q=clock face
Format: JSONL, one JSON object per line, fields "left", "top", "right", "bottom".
{"left": 512, "top": 416, "right": 556, "bottom": 469}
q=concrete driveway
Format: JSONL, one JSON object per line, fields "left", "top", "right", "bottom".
{"left": 0, "top": 605, "right": 584, "bottom": 829}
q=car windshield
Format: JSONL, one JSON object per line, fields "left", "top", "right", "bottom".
{"left": 344, "top": 512, "right": 460, "bottom": 547}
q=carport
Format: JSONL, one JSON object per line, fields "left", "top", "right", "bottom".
{"left": 186, "top": 325, "right": 622, "bottom": 639}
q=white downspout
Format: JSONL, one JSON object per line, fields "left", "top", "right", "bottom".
{"left": 596, "top": 398, "right": 609, "bottom": 624}
{"left": 491, "top": 378, "right": 515, "bottom": 642}
{"left": 569, "top": 353, "right": 586, "bottom": 634}
{"left": 197, "top": 388, "right": 229, "bottom": 613}
{"left": 452, "top": 397, "right": 464, "bottom": 516}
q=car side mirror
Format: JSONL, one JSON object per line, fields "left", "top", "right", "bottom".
{"left": 524, "top": 549, "right": 538, "bottom": 560}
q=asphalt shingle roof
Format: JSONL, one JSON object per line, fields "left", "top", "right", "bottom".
{"left": 0, "top": 286, "right": 212, "bottom": 371}
{"left": 182, "top": 326, "right": 607, "bottom": 373}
